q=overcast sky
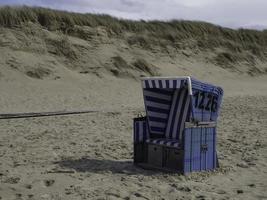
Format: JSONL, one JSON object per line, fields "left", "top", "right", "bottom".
{"left": 1, "top": 0, "right": 267, "bottom": 29}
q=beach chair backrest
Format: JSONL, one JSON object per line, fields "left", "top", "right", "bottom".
{"left": 142, "top": 88, "right": 174, "bottom": 137}
{"left": 165, "top": 87, "right": 191, "bottom": 140}
{"left": 142, "top": 78, "right": 187, "bottom": 139}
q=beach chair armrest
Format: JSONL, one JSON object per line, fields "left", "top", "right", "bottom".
{"left": 133, "top": 117, "right": 149, "bottom": 143}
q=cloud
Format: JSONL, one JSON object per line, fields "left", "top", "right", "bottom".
{"left": 0, "top": 0, "right": 266, "bottom": 29}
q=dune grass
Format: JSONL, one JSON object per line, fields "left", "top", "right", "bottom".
{"left": 0, "top": 6, "right": 266, "bottom": 65}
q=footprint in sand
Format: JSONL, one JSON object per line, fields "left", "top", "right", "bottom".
{"left": 15, "top": 193, "right": 23, "bottom": 200}
{"left": 177, "top": 186, "right": 191, "bottom": 192}
{"left": 25, "top": 184, "right": 32, "bottom": 189}
{"left": 43, "top": 179, "right": 55, "bottom": 187}
{"left": 237, "top": 189, "right": 244, "bottom": 194}
{"left": 216, "top": 189, "right": 226, "bottom": 194}
{"left": 248, "top": 183, "right": 255, "bottom": 188}
{"left": 196, "top": 195, "right": 206, "bottom": 200}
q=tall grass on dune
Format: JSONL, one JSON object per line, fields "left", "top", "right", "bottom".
{"left": 0, "top": 6, "right": 266, "bottom": 63}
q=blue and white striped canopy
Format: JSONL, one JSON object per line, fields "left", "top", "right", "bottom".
{"left": 141, "top": 76, "right": 223, "bottom": 141}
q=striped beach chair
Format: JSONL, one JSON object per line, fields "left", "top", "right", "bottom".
{"left": 133, "top": 76, "right": 223, "bottom": 174}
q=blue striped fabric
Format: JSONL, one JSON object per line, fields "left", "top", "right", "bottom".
{"left": 165, "top": 87, "right": 190, "bottom": 140}
{"left": 133, "top": 118, "right": 149, "bottom": 143}
{"left": 142, "top": 78, "right": 191, "bottom": 141}
{"left": 191, "top": 78, "right": 216, "bottom": 92}
{"left": 146, "top": 138, "right": 181, "bottom": 148}
{"left": 142, "top": 78, "right": 185, "bottom": 89}
{"left": 143, "top": 88, "right": 174, "bottom": 136}
{"left": 183, "top": 126, "right": 217, "bottom": 173}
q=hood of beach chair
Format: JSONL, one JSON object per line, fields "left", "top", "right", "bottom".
{"left": 141, "top": 76, "right": 224, "bottom": 141}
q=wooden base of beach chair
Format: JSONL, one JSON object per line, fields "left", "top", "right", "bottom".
{"left": 147, "top": 144, "right": 163, "bottom": 167}
{"left": 135, "top": 163, "right": 181, "bottom": 173}
{"left": 134, "top": 143, "right": 147, "bottom": 164}
{"left": 134, "top": 143, "right": 184, "bottom": 173}
{"left": 147, "top": 144, "right": 184, "bottom": 172}
{"left": 164, "top": 148, "right": 184, "bottom": 171}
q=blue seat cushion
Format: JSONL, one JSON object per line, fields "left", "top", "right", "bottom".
{"left": 145, "top": 138, "right": 181, "bottom": 148}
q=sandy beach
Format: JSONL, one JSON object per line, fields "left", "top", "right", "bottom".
{"left": 0, "top": 15, "right": 267, "bottom": 199}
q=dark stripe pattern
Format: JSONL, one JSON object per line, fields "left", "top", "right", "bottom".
{"left": 165, "top": 87, "right": 191, "bottom": 140}
{"left": 146, "top": 138, "right": 181, "bottom": 148}
{"left": 133, "top": 119, "right": 149, "bottom": 143}
{"left": 142, "top": 79, "right": 185, "bottom": 89}
{"left": 143, "top": 88, "right": 175, "bottom": 135}
{"left": 142, "top": 79, "right": 191, "bottom": 140}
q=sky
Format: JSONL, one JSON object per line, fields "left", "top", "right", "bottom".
{"left": 0, "top": 0, "right": 267, "bottom": 29}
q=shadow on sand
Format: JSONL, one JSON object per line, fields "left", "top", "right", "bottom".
{"left": 54, "top": 157, "right": 161, "bottom": 175}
